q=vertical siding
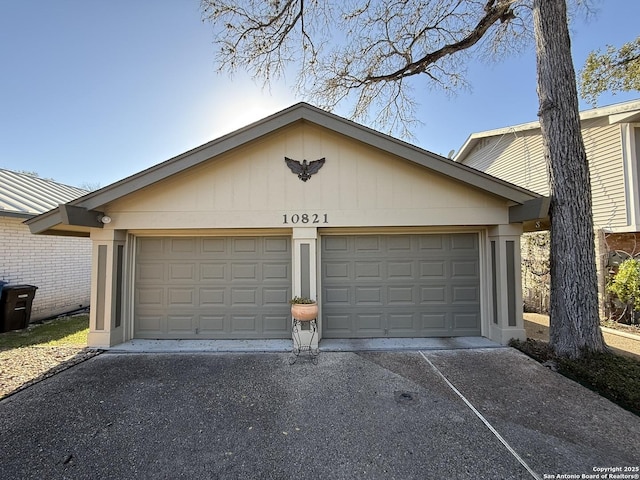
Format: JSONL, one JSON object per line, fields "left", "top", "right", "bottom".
{"left": 462, "top": 118, "right": 627, "bottom": 229}
{"left": 0, "top": 216, "right": 91, "bottom": 321}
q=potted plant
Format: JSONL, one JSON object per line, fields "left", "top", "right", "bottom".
{"left": 289, "top": 296, "right": 318, "bottom": 321}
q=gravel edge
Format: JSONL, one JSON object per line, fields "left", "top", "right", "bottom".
{"left": 0, "top": 347, "right": 103, "bottom": 401}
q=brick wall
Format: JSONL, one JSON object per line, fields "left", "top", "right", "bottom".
{"left": 603, "top": 232, "right": 640, "bottom": 257}
{"left": 0, "top": 216, "right": 91, "bottom": 321}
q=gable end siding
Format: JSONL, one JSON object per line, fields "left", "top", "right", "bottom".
{"left": 462, "top": 118, "right": 627, "bottom": 229}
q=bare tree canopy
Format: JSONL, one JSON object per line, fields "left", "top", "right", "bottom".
{"left": 202, "top": 0, "right": 606, "bottom": 358}
{"left": 580, "top": 35, "right": 640, "bottom": 106}
{"left": 202, "top": 0, "right": 532, "bottom": 136}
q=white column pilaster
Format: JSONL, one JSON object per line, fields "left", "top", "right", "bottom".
{"left": 87, "top": 229, "right": 127, "bottom": 348}
{"left": 488, "top": 224, "right": 526, "bottom": 344}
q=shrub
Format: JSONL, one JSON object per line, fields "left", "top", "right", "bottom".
{"left": 608, "top": 258, "right": 640, "bottom": 323}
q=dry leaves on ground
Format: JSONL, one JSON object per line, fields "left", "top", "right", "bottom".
{"left": 0, "top": 347, "right": 101, "bottom": 399}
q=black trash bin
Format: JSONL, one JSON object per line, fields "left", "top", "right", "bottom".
{"left": 0, "top": 285, "right": 38, "bottom": 333}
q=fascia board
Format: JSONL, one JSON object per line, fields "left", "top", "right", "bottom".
{"left": 0, "top": 210, "right": 33, "bottom": 220}
{"left": 25, "top": 208, "right": 65, "bottom": 234}
{"left": 70, "top": 105, "right": 310, "bottom": 212}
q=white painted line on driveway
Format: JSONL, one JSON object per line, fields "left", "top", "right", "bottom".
{"left": 418, "top": 351, "right": 542, "bottom": 480}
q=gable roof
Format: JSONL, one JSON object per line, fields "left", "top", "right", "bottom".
{"left": 454, "top": 99, "right": 640, "bottom": 164}
{"left": 0, "top": 168, "right": 88, "bottom": 218}
{"left": 26, "top": 102, "right": 544, "bottom": 235}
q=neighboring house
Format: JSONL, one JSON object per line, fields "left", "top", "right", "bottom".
{"left": 454, "top": 99, "right": 640, "bottom": 317}
{"left": 27, "top": 103, "right": 547, "bottom": 348}
{"left": 0, "top": 169, "right": 91, "bottom": 321}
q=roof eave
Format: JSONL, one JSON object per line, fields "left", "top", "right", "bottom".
{"left": 25, "top": 204, "right": 105, "bottom": 235}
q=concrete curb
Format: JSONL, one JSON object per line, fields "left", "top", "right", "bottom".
{"left": 601, "top": 325, "right": 640, "bottom": 341}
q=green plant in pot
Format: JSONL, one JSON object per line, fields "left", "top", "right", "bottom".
{"left": 289, "top": 296, "right": 318, "bottom": 321}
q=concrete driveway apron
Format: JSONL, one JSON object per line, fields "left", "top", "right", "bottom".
{"left": 0, "top": 348, "right": 638, "bottom": 479}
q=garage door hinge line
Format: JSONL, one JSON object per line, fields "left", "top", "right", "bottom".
{"left": 418, "top": 351, "right": 541, "bottom": 480}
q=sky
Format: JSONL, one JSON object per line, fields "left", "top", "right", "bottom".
{"left": 0, "top": 0, "right": 638, "bottom": 188}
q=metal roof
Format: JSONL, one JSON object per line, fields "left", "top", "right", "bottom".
{"left": 0, "top": 169, "right": 88, "bottom": 217}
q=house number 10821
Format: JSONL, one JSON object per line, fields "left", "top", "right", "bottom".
{"left": 283, "top": 213, "right": 328, "bottom": 224}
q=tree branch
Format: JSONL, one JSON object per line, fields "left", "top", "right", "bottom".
{"left": 364, "top": 0, "right": 516, "bottom": 83}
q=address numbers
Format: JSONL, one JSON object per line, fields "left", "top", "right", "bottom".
{"left": 283, "top": 213, "right": 328, "bottom": 224}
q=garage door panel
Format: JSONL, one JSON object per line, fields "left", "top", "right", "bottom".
{"left": 388, "top": 286, "right": 414, "bottom": 304}
{"left": 452, "top": 260, "right": 478, "bottom": 278}
{"left": 454, "top": 313, "right": 480, "bottom": 330}
{"left": 135, "top": 236, "right": 291, "bottom": 339}
{"left": 452, "top": 285, "right": 479, "bottom": 303}
{"left": 356, "top": 313, "right": 384, "bottom": 333}
{"left": 355, "top": 236, "right": 381, "bottom": 252}
{"left": 325, "top": 287, "right": 350, "bottom": 304}
{"left": 420, "top": 286, "right": 446, "bottom": 303}
{"left": 137, "top": 263, "right": 165, "bottom": 281}
{"left": 388, "top": 313, "right": 415, "bottom": 330}
{"left": 170, "top": 238, "right": 196, "bottom": 254}
{"left": 355, "top": 286, "right": 382, "bottom": 304}
{"left": 420, "top": 262, "right": 445, "bottom": 278}
{"left": 200, "top": 315, "right": 225, "bottom": 333}
{"left": 200, "top": 288, "right": 225, "bottom": 305}
{"left": 137, "top": 288, "right": 164, "bottom": 306}
{"left": 355, "top": 262, "right": 382, "bottom": 279}
{"left": 421, "top": 313, "right": 447, "bottom": 330}
{"left": 169, "top": 263, "right": 195, "bottom": 281}
{"left": 263, "top": 315, "right": 289, "bottom": 333}
{"left": 325, "top": 262, "right": 350, "bottom": 279}
{"left": 168, "top": 288, "right": 195, "bottom": 307}
{"left": 324, "top": 236, "right": 349, "bottom": 252}
{"left": 264, "top": 237, "right": 289, "bottom": 254}
{"left": 233, "top": 238, "right": 258, "bottom": 253}
{"left": 322, "top": 234, "right": 480, "bottom": 338}
{"left": 202, "top": 238, "right": 226, "bottom": 253}
{"left": 231, "top": 288, "right": 257, "bottom": 305}
{"left": 201, "top": 263, "right": 226, "bottom": 281}
{"left": 137, "top": 315, "right": 164, "bottom": 334}
{"left": 419, "top": 235, "right": 444, "bottom": 250}
{"left": 231, "top": 263, "right": 258, "bottom": 280}
{"left": 263, "top": 287, "right": 289, "bottom": 305}
{"left": 167, "top": 315, "right": 195, "bottom": 333}
{"left": 263, "top": 263, "right": 289, "bottom": 281}
{"left": 231, "top": 315, "right": 258, "bottom": 332}
{"left": 137, "top": 237, "right": 164, "bottom": 255}
{"left": 450, "top": 233, "right": 477, "bottom": 251}
{"left": 387, "top": 235, "right": 412, "bottom": 251}
{"left": 388, "top": 262, "right": 413, "bottom": 279}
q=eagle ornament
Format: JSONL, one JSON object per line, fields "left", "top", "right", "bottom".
{"left": 285, "top": 157, "right": 325, "bottom": 182}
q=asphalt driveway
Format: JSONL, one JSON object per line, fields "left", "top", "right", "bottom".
{"left": 1, "top": 348, "right": 638, "bottom": 479}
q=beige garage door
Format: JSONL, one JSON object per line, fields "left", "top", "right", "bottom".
{"left": 134, "top": 236, "right": 291, "bottom": 339}
{"left": 322, "top": 233, "right": 481, "bottom": 338}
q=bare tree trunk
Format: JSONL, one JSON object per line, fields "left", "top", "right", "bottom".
{"left": 533, "top": 0, "right": 606, "bottom": 357}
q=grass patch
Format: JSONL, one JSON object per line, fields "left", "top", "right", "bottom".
{"left": 0, "top": 315, "right": 89, "bottom": 349}
{"left": 510, "top": 338, "right": 640, "bottom": 416}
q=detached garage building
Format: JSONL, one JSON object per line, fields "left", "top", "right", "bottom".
{"left": 26, "top": 104, "right": 547, "bottom": 348}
